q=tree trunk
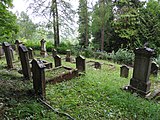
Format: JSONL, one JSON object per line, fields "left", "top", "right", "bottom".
{"left": 55, "top": 0, "right": 60, "bottom": 46}
{"left": 101, "top": 27, "right": 104, "bottom": 51}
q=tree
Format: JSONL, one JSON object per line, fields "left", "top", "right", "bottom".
{"left": 112, "top": 0, "right": 143, "bottom": 49}
{"left": 78, "top": 0, "right": 91, "bottom": 48}
{"left": 28, "top": 0, "right": 75, "bottom": 47}
{"left": 17, "top": 12, "right": 37, "bottom": 40}
{"left": 0, "top": 0, "right": 19, "bottom": 42}
{"left": 91, "top": 0, "right": 112, "bottom": 51}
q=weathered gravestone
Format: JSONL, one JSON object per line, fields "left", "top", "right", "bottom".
{"left": 9, "top": 46, "right": 14, "bottom": 61}
{"left": 52, "top": 49, "right": 57, "bottom": 58}
{"left": 0, "top": 44, "right": 4, "bottom": 58}
{"left": 40, "top": 39, "right": 48, "bottom": 57}
{"left": 150, "top": 62, "right": 159, "bottom": 77}
{"left": 95, "top": 62, "right": 101, "bottom": 69}
{"left": 2, "top": 42, "right": 13, "bottom": 69}
{"left": 15, "top": 40, "right": 23, "bottom": 54}
{"left": 65, "top": 50, "right": 72, "bottom": 62}
{"left": 76, "top": 55, "right": 85, "bottom": 72}
{"left": 128, "top": 47, "right": 155, "bottom": 96}
{"left": 31, "top": 59, "right": 46, "bottom": 98}
{"left": 120, "top": 65, "right": 129, "bottom": 78}
{"left": 28, "top": 47, "right": 34, "bottom": 59}
{"left": 54, "top": 55, "right": 61, "bottom": 67}
{"left": 18, "top": 44, "right": 31, "bottom": 80}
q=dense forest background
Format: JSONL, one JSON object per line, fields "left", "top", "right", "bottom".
{"left": 1, "top": 0, "right": 160, "bottom": 55}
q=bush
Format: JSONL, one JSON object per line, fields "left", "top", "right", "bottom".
{"left": 57, "top": 41, "right": 72, "bottom": 54}
{"left": 24, "top": 40, "right": 40, "bottom": 50}
{"left": 113, "top": 48, "right": 134, "bottom": 65}
{"left": 82, "top": 47, "right": 94, "bottom": 58}
{"left": 155, "top": 55, "right": 160, "bottom": 68}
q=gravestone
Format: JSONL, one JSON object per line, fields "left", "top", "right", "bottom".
{"left": 9, "top": 46, "right": 14, "bottom": 61}
{"left": 52, "top": 49, "right": 57, "bottom": 58}
{"left": 40, "top": 39, "right": 48, "bottom": 57}
{"left": 65, "top": 50, "right": 71, "bottom": 62}
{"left": 28, "top": 47, "right": 34, "bottom": 59}
{"left": 95, "top": 62, "right": 101, "bottom": 69}
{"left": 54, "top": 55, "right": 61, "bottom": 67}
{"left": 76, "top": 55, "right": 85, "bottom": 72}
{"left": 31, "top": 59, "right": 46, "bottom": 98}
{"left": 150, "top": 62, "right": 159, "bottom": 76}
{"left": 2, "top": 42, "right": 13, "bottom": 69}
{"left": 0, "top": 44, "right": 4, "bottom": 58}
{"left": 15, "top": 40, "right": 23, "bottom": 54}
{"left": 128, "top": 47, "right": 155, "bottom": 96}
{"left": 18, "top": 44, "right": 31, "bottom": 80}
{"left": 120, "top": 65, "right": 129, "bottom": 78}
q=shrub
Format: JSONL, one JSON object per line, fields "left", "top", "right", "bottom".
{"left": 24, "top": 40, "right": 40, "bottom": 50}
{"left": 83, "top": 47, "right": 94, "bottom": 58}
{"left": 57, "top": 41, "right": 72, "bottom": 54}
{"left": 113, "top": 48, "right": 134, "bottom": 65}
{"left": 155, "top": 55, "right": 160, "bottom": 68}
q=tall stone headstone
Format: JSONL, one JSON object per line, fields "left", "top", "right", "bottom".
{"left": 0, "top": 44, "right": 4, "bottom": 58}
{"left": 120, "top": 65, "right": 129, "bottom": 78}
{"left": 76, "top": 55, "right": 85, "bottom": 72}
{"left": 54, "top": 55, "right": 61, "bottom": 67}
{"left": 2, "top": 42, "right": 13, "bottom": 69}
{"left": 65, "top": 50, "right": 71, "bottom": 62}
{"left": 128, "top": 47, "right": 155, "bottom": 96}
{"left": 31, "top": 59, "right": 46, "bottom": 98}
{"left": 40, "top": 39, "right": 48, "bottom": 57}
{"left": 52, "top": 49, "right": 57, "bottom": 58}
{"left": 18, "top": 44, "right": 31, "bottom": 80}
{"left": 9, "top": 46, "right": 14, "bottom": 61}
{"left": 28, "top": 47, "right": 34, "bottom": 59}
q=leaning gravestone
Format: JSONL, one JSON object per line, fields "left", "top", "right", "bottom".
{"left": 28, "top": 47, "right": 34, "bottom": 59}
{"left": 54, "top": 55, "right": 61, "bottom": 67}
{"left": 31, "top": 59, "right": 46, "bottom": 98}
{"left": 120, "top": 65, "right": 129, "bottom": 78}
{"left": 2, "top": 42, "right": 13, "bottom": 69}
{"left": 128, "top": 47, "right": 154, "bottom": 96}
{"left": 0, "top": 44, "right": 4, "bottom": 58}
{"left": 18, "top": 44, "right": 31, "bottom": 80}
{"left": 52, "top": 49, "right": 57, "bottom": 58}
{"left": 9, "top": 46, "right": 14, "bottom": 61}
{"left": 76, "top": 55, "right": 85, "bottom": 72}
{"left": 65, "top": 50, "right": 72, "bottom": 62}
{"left": 40, "top": 39, "right": 48, "bottom": 57}
{"left": 150, "top": 62, "right": 159, "bottom": 77}
{"left": 95, "top": 62, "right": 101, "bottom": 69}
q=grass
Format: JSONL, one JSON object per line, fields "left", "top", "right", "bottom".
{"left": 0, "top": 50, "right": 160, "bottom": 119}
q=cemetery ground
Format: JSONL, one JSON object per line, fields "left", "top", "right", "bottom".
{"left": 0, "top": 51, "right": 160, "bottom": 120}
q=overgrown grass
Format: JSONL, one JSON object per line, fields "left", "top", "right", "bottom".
{"left": 0, "top": 51, "right": 160, "bottom": 119}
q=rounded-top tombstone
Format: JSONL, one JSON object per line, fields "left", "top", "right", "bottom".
{"left": 54, "top": 55, "right": 61, "bottom": 67}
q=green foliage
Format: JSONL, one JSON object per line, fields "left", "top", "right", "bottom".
{"left": 0, "top": 0, "right": 19, "bottom": 43}
{"left": 16, "top": 12, "right": 37, "bottom": 40}
{"left": 57, "top": 41, "right": 72, "bottom": 54}
{"left": 112, "top": 48, "right": 134, "bottom": 65}
{"left": 78, "top": 0, "right": 91, "bottom": 47}
{"left": 24, "top": 40, "right": 40, "bottom": 50}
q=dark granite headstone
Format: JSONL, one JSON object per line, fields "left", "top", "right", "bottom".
{"left": 31, "top": 59, "right": 46, "bottom": 98}
{"left": 28, "top": 47, "right": 34, "bottom": 59}
{"left": 2, "top": 42, "right": 13, "bottom": 69}
{"left": 128, "top": 47, "right": 155, "bottom": 96}
{"left": 150, "top": 62, "right": 159, "bottom": 76}
{"left": 66, "top": 50, "right": 71, "bottom": 62}
{"left": 120, "top": 65, "right": 129, "bottom": 78}
{"left": 76, "top": 55, "right": 85, "bottom": 72}
{"left": 95, "top": 62, "right": 101, "bottom": 69}
{"left": 40, "top": 39, "right": 48, "bottom": 57}
{"left": 54, "top": 55, "right": 61, "bottom": 67}
{"left": 52, "top": 49, "right": 57, "bottom": 58}
{"left": 18, "top": 44, "right": 31, "bottom": 80}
